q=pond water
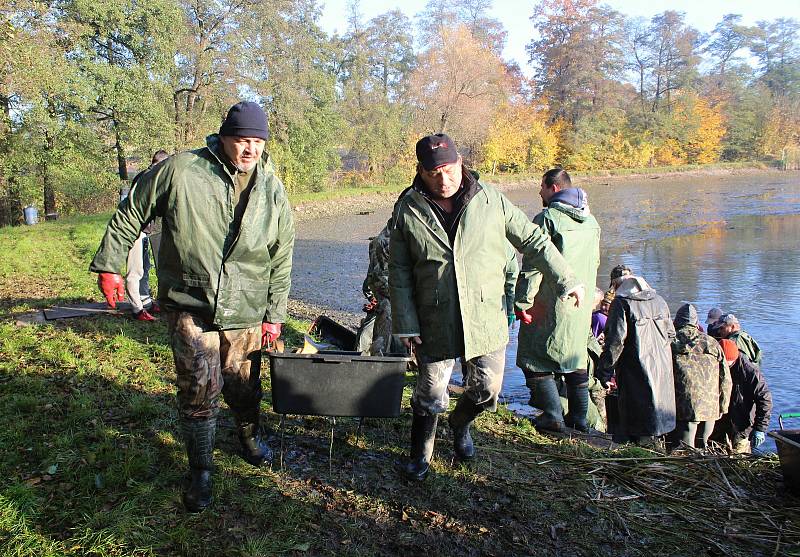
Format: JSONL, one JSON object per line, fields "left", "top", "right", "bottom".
{"left": 293, "top": 171, "right": 800, "bottom": 442}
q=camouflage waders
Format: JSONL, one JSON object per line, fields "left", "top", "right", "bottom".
{"left": 167, "top": 310, "right": 272, "bottom": 511}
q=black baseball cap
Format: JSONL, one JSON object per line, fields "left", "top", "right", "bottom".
{"left": 416, "top": 133, "right": 459, "bottom": 171}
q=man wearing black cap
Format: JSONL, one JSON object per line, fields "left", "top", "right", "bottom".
{"left": 390, "top": 133, "right": 584, "bottom": 481}
{"left": 90, "top": 101, "right": 295, "bottom": 512}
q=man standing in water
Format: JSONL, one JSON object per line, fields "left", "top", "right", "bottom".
{"left": 514, "top": 169, "right": 600, "bottom": 433}
{"left": 390, "top": 134, "right": 584, "bottom": 481}
{"left": 91, "top": 101, "right": 295, "bottom": 512}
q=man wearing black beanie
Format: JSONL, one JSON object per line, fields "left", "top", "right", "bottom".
{"left": 90, "top": 101, "right": 295, "bottom": 512}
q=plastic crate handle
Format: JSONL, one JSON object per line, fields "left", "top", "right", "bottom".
{"left": 779, "top": 413, "right": 800, "bottom": 430}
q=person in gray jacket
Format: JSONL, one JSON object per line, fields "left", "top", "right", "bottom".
{"left": 597, "top": 275, "right": 676, "bottom": 445}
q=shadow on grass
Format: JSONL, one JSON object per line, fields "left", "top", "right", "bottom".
{"left": 5, "top": 314, "right": 492, "bottom": 555}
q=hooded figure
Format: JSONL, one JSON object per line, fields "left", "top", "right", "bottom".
{"left": 515, "top": 172, "right": 600, "bottom": 433}
{"left": 597, "top": 276, "right": 676, "bottom": 441}
{"left": 669, "top": 303, "right": 732, "bottom": 449}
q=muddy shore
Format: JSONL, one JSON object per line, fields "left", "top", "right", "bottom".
{"left": 289, "top": 165, "right": 774, "bottom": 224}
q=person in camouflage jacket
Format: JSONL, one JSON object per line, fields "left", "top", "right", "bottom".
{"left": 669, "top": 304, "right": 732, "bottom": 449}
{"left": 359, "top": 220, "right": 402, "bottom": 355}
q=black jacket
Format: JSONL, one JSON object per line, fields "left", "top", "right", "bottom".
{"left": 598, "top": 277, "right": 676, "bottom": 436}
{"left": 727, "top": 355, "right": 772, "bottom": 436}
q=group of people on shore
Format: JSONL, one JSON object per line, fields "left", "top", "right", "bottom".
{"left": 585, "top": 266, "right": 772, "bottom": 453}
{"left": 90, "top": 101, "right": 771, "bottom": 512}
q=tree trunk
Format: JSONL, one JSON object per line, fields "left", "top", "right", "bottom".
{"left": 42, "top": 131, "right": 56, "bottom": 216}
{"left": 114, "top": 117, "right": 128, "bottom": 180}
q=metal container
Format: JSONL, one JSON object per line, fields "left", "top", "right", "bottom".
{"left": 23, "top": 206, "right": 38, "bottom": 225}
{"left": 268, "top": 352, "right": 408, "bottom": 417}
{"left": 769, "top": 413, "right": 800, "bottom": 495}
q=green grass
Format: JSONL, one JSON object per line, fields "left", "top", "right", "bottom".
{"left": 0, "top": 214, "right": 798, "bottom": 556}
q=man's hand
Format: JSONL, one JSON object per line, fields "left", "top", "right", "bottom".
{"left": 400, "top": 336, "right": 422, "bottom": 349}
{"left": 514, "top": 309, "right": 533, "bottom": 325}
{"left": 561, "top": 283, "right": 585, "bottom": 308}
{"left": 752, "top": 430, "right": 766, "bottom": 449}
{"left": 97, "top": 272, "right": 125, "bottom": 308}
{"left": 507, "top": 313, "right": 516, "bottom": 327}
{"left": 261, "top": 322, "right": 282, "bottom": 348}
{"left": 362, "top": 297, "right": 378, "bottom": 312}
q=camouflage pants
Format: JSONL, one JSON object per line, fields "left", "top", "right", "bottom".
{"left": 166, "top": 311, "right": 263, "bottom": 421}
{"left": 412, "top": 347, "right": 505, "bottom": 416}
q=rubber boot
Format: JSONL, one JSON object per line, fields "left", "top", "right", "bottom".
{"left": 448, "top": 397, "right": 483, "bottom": 461}
{"left": 180, "top": 417, "right": 216, "bottom": 513}
{"left": 530, "top": 375, "right": 565, "bottom": 433}
{"left": 237, "top": 418, "right": 273, "bottom": 467}
{"left": 403, "top": 414, "right": 438, "bottom": 481}
{"left": 565, "top": 381, "right": 590, "bottom": 432}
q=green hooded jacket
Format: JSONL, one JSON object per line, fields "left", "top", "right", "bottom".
{"left": 514, "top": 199, "right": 600, "bottom": 374}
{"left": 389, "top": 178, "right": 578, "bottom": 361}
{"left": 90, "top": 135, "right": 295, "bottom": 330}
{"left": 730, "top": 330, "right": 762, "bottom": 365}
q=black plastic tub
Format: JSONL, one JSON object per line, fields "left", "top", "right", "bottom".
{"left": 309, "top": 316, "right": 357, "bottom": 350}
{"left": 268, "top": 352, "right": 409, "bottom": 417}
{"left": 768, "top": 429, "right": 800, "bottom": 494}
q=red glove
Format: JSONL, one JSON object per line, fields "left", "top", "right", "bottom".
{"left": 261, "top": 322, "right": 282, "bottom": 348}
{"left": 514, "top": 309, "right": 533, "bottom": 325}
{"left": 98, "top": 272, "right": 125, "bottom": 308}
{"left": 363, "top": 297, "right": 378, "bottom": 312}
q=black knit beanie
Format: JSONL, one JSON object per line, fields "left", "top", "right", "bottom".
{"left": 219, "top": 101, "right": 269, "bottom": 140}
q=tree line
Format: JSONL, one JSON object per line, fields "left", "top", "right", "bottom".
{"left": 1, "top": 0, "right": 798, "bottom": 223}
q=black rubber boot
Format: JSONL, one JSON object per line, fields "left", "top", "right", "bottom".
{"left": 565, "top": 380, "right": 590, "bottom": 432}
{"left": 403, "top": 414, "right": 438, "bottom": 481}
{"left": 530, "top": 375, "right": 565, "bottom": 433}
{"left": 237, "top": 419, "right": 273, "bottom": 467}
{"left": 180, "top": 417, "right": 216, "bottom": 513}
{"left": 448, "top": 397, "right": 483, "bottom": 461}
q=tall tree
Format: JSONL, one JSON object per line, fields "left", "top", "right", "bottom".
{"left": 335, "top": 4, "right": 414, "bottom": 177}
{"left": 238, "top": 0, "right": 342, "bottom": 191}
{"left": 417, "top": 0, "right": 506, "bottom": 54}
{"left": 407, "top": 24, "right": 507, "bottom": 159}
{"left": 644, "top": 11, "right": 700, "bottom": 113}
{"left": 703, "top": 14, "right": 755, "bottom": 80}
{"left": 527, "top": 0, "right": 625, "bottom": 124}
{"left": 172, "top": 0, "right": 252, "bottom": 149}
{"left": 59, "top": 0, "right": 181, "bottom": 179}
{"left": 751, "top": 18, "right": 800, "bottom": 98}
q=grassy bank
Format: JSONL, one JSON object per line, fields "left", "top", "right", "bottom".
{"left": 1, "top": 216, "right": 798, "bottom": 556}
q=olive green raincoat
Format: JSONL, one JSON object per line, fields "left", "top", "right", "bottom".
{"left": 515, "top": 200, "right": 600, "bottom": 374}
{"left": 390, "top": 180, "right": 578, "bottom": 361}
{"left": 90, "top": 135, "right": 295, "bottom": 330}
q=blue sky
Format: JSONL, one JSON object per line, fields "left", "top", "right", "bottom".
{"left": 319, "top": 0, "right": 800, "bottom": 75}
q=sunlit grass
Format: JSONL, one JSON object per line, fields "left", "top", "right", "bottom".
{"left": 0, "top": 210, "right": 795, "bottom": 556}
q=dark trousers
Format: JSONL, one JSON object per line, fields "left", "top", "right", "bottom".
{"left": 669, "top": 420, "right": 715, "bottom": 449}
